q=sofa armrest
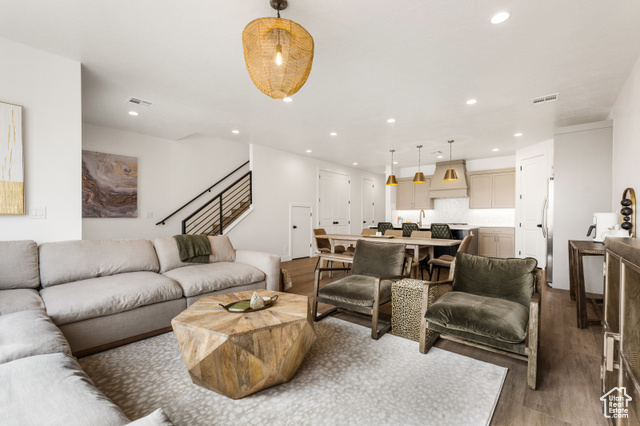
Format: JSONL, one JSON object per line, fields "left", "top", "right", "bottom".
{"left": 235, "top": 250, "right": 281, "bottom": 291}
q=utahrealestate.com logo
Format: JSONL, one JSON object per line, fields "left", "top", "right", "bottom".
{"left": 601, "top": 387, "right": 632, "bottom": 419}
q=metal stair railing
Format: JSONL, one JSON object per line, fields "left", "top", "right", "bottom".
{"left": 181, "top": 171, "right": 252, "bottom": 235}
{"left": 155, "top": 161, "right": 249, "bottom": 226}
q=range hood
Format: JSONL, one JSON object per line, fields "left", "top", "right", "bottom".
{"left": 429, "top": 160, "right": 468, "bottom": 198}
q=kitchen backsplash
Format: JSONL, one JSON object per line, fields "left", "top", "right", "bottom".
{"left": 395, "top": 197, "right": 515, "bottom": 227}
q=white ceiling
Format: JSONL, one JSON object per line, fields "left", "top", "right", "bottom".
{"left": 1, "top": 0, "right": 640, "bottom": 173}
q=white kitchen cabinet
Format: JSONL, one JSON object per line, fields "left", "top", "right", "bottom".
{"left": 478, "top": 227, "right": 515, "bottom": 258}
{"left": 468, "top": 169, "right": 516, "bottom": 209}
{"left": 396, "top": 177, "right": 434, "bottom": 210}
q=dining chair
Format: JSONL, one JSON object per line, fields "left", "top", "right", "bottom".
{"left": 361, "top": 228, "right": 377, "bottom": 236}
{"left": 402, "top": 223, "right": 420, "bottom": 237}
{"left": 410, "top": 230, "right": 432, "bottom": 279}
{"left": 312, "top": 239, "right": 412, "bottom": 339}
{"left": 429, "top": 223, "right": 453, "bottom": 239}
{"left": 313, "top": 228, "right": 349, "bottom": 270}
{"left": 377, "top": 222, "right": 394, "bottom": 235}
{"left": 384, "top": 229, "right": 403, "bottom": 236}
{"left": 428, "top": 234, "right": 473, "bottom": 280}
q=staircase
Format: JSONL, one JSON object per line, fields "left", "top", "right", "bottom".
{"left": 182, "top": 172, "right": 252, "bottom": 235}
{"left": 156, "top": 162, "right": 252, "bottom": 236}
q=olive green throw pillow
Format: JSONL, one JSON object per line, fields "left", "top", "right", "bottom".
{"left": 452, "top": 252, "right": 537, "bottom": 307}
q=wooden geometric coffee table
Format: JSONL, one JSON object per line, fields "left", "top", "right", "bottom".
{"left": 171, "top": 290, "right": 316, "bottom": 399}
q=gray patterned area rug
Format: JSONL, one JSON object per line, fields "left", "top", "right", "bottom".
{"left": 79, "top": 317, "right": 507, "bottom": 426}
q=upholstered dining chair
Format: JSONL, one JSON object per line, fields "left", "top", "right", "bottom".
{"left": 420, "top": 252, "right": 541, "bottom": 389}
{"left": 427, "top": 234, "right": 473, "bottom": 280}
{"left": 313, "top": 228, "right": 351, "bottom": 270}
{"left": 361, "top": 228, "right": 377, "bottom": 236}
{"left": 312, "top": 239, "right": 412, "bottom": 339}
{"left": 377, "top": 222, "right": 394, "bottom": 235}
{"left": 384, "top": 229, "right": 403, "bottom": 237}
{"left": 429, "top": 223, "right": 453, "bottom": 239}
{"left": 402, "top": 223, "right": 420, "bottom": 237}
{"left": 410, "top": 230, "right": 432, "bottom": 279}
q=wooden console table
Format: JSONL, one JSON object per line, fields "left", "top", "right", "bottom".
{"left": 568, "top": 240, "right": 604, "bottom": 329}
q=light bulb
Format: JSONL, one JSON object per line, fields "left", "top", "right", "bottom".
{"left": 275, "top": 44, "right": 283, "bottom": 66}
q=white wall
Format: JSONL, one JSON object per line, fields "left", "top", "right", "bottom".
{"left": 0, "top": 37, "right": 82, "bottom": 243}
{"left": 226, "top": 144, "right": 386, "bottom": 260}
{"left": 82, "top": 124, "right": 250, "bottom": 240}
{"left": 610, "top": 54, "right": 640, "bottom": 214}
{"left": 553, "top": 122, "right": 612, "bottom": 293}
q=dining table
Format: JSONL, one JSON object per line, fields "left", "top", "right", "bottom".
{"left": 315, "top": 234, "right": 461, "bottom": 279}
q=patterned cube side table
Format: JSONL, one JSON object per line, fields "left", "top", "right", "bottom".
{"left": 391, "top": 279, "right": 438, "bottom": 342}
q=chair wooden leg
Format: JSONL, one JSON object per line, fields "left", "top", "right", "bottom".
{"left": 419, "top": 331, "right": 440, "bottom": 354}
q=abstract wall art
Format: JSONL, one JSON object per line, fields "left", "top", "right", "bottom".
{"left": 0, "top": 101, "right": 24, "bottom": 215}
{"left": 82, "top": 150, "right": 138, "bottom": 218}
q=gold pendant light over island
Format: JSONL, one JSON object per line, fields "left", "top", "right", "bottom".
{"left": 386, "top": 150, "right": 398, "bottom": 186}
{"left": 413, "top": 145, "right": 426, "bottom": 183}
{"left": 444, "top": 140, "right": 459, "bottom": 181}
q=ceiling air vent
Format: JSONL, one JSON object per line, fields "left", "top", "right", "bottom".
{"left": 531, "top": 93, "right": 559, "bottom": 105}
{"left": 126, "top": 97, "right": 153, "bottom": 108}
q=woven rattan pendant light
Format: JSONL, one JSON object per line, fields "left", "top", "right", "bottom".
{"left": 242, "top": 0, "right": 314, "bottom": 99}
{"left": 386, "top": 150, "right": 398, "bottom": 186}
{"left": 444, "top": 140, "right": 459, "bottom": 181}
{"left": 413, "top": 145, "right": 426, "bottom": 183}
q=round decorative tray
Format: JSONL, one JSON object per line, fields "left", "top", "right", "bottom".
{"left": 219, "top": 295, "right": 279, "bottom": 313}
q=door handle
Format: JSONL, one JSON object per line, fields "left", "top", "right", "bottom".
{"left": 293, "top": 225, "right": 297, "bottom": 229}
{"left": 333, "top": 221, "right": 339, "bottom": 225}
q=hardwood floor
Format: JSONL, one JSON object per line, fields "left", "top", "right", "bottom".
{"left": 282, "top": 256, "right": 607, "bottom": 425}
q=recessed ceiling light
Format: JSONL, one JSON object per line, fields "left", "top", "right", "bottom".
{"left": 466, "top": 99, "right": 477, "bottom": 105}
{"left": 491, "top": 12, "right": 510, "bottom": 24}
{"left": 514, "top": 132, "right": 523, "bottom": 137}
{"left": 283, "top": 97, "right": 293, "bottom": 103}
{"left": 492, "top": 148, "right": 500, "bottom": 152}
{"left": 437, "top": 155, "right": 444, "bottom": 159}
{"left": 352, "top": 162, "right": 358, "bottom": 166}
{"left": 330, "top": 132, "right": 337, "bottom": 136}
{"left": 232, "top": 130, "right": 240, "bottom": 134}
{"left": 306, "top": 149, "right": 312, "bottom": 153}
{"left": 393, "top": 161, "right": 398, "bottom": 165}
{"left": 128, "top": 111, "right": 139, "bottom": 116}
{"left": 387, "top": 118, "right": 396, "bottom": 123}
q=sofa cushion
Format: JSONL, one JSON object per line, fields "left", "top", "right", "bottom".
{"left": 154, "top": 236, "right": 236, "bottom": 273}
{"left": 425, "top": 291, "right": 529, "bottom": 344}
{"left": 0, "top": 310, "right": 71, "bottom": 364}
{"left": 0, "top": 289, "right": 45, "bottom": 315}
{"left": 317, "top": 275, "right": 394, "bottom": 307}
{"left": 129, "top": 408, "right": 174, "bottom": 425}
{"left": 163, "top": 262, "right": 265, "bottom": 297}
{"left": 0, "top": 353, "right": 130, "bottom": 426}
{"left": 39, "top": 239, "right": 160, "bottom": 288}
{"left": 0, "top": 240, "right": 39, "bottom": 289}
{"left": 452, "top": 252, "right": 538, "bottom": 307}
{"left": 40, "top": 271, "right": 183, "bottom": 325}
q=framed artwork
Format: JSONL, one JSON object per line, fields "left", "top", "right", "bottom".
{"left": 82, "top": 150, "right": 138, "bottom": 218}
{"left": 0, "top": 101, "right": 24, "bottom": 215}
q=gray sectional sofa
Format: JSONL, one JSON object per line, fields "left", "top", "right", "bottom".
{"left": 0, "top": 236, "right": 280, "bottom": 425}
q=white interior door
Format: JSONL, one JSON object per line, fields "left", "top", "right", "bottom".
{"left": 518, "top": 153, "right": 549, "bottom": 266}
{"left": 318, "top": 170, "right": 350, "bottom": 234}
{"left": 362, "top": 178, "right": 375, "bottom": 231}
{"left": 291, "top": 204, "right": 312, "bottom": 259}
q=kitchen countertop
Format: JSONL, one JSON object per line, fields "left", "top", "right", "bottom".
{"left": 380, "top": 225, "right": 514, "bottom": 230}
